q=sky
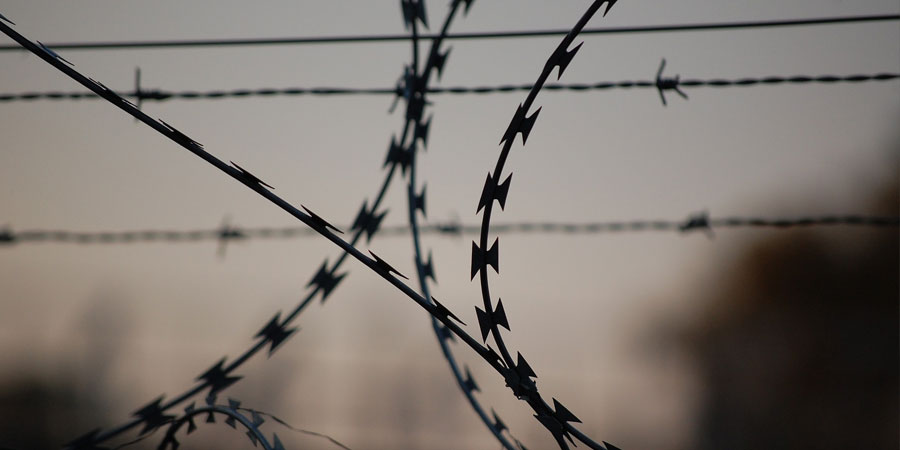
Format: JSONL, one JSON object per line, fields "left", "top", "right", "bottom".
{"left": 0, "top": 1, "right": 898, "bottom": 449}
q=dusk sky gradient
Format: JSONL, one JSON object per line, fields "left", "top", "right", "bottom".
{"left": 0, "top": 1, "right": 898, "bottom": 448}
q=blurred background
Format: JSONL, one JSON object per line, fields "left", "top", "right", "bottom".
{"left": 0, "top": 1, "right": 897, "bottom": 449}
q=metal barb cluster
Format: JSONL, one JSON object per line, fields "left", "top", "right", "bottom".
{"left": 154, "top": 396, "right": 283, "bottom": 450}
{"left": 398, "top": 0, "right": 531, "bottom": 447}
{"left": 471, "top": 1, "right": 621, "bottom": 448}
{"left": 655, "top": 58, "right": 688, "bottom": 106}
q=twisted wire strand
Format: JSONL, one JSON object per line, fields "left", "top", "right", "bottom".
{"left": 236, "top": 407, "right": 353, "bottom": 450}
{"left": 2, "top": 72, "right": 895, "bottom": 103}
{"left": 2, "top": 215, "right": 896, "bottom": 246}
{"left": 0, "top": 14, "right": 896, "bottom": 52}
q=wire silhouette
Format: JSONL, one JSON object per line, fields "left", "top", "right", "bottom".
{"left": 1, "top": 4, "right": 896, "bottom": 450}
{"left": 2, "top": 72, "right": 896, "bottom": 103}
{"left": 2, "top": 2, "right": 527, "bottom": 450}
{"left": 472, "top": 2, "right": 621, "bottom": 449}
{"left": 0, "top": 3, "right": 469, "bottom": 448}
{"left": 2, "top": 215, "right": 897, "bottom": 246}
{"left": 0, "top": 14, "right": 896, "bottom": 52}
{"left": 2, "top": 3, "right": 628, "bottom": 449}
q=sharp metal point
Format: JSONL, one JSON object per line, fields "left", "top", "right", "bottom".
{"left": 413, "top": 184, "right": 427, "bottom": 217}
{"left": 463, "top": 365, "right": 480, "bottom": 392}
{"left": 230, "top": 161, "right": 275, "bottom": 190}
{"left": 491, "top": 408, "right": 508, "bottom": 432}
{"left": 476, "top": 298, "right": 510, "bottom": 341}
{"left": 431, "top": 296, "right": 466, "bottom": 325}
{"left": 352, "top": 200, "right": 388, "bottom": 243}
{"left": 603, "top": 0, "right": 618, "bottom": 16}
{"left": 383, "top": 135, "right": 412, "bottom": 174}
{"left": 400, "top": 0, "right": 428, "bottom": 29}
{"left": 655, "top": 58, "right": 688, "bottom": 106}
{"left": 196, "top": 358, "right": 242, "bottom": 394}
{"left": 37, "top": 40, "right": 73, "bottom": 65}
{"left": 549, "top": 41, "right": 584, "bottom": 80}
{"left": 421, "top": 249, "right": 436, "bottom": 283}
{"left": 158, "top": 119, "right": 204, "bottom": 150}
{"left": 0, "top": 12, "right": 15, "bottom": 25}
{"left": 459, "top": 0, "right": 476, "bottom": 15}
{"left": 515, "top": 352, "right": 536, "bottom": 379}
{"left": 255, "top": 312, "right": 297, "bottom": 356}
{"left": 273, "top": 433, "right": 285, "bottom": 450}
{"left": 551, "top": 398, "right": 581, "bottom": 424}
{"left": 308, "top": 259, "right": 347, "bottom": 302}
{"left": 500, "top": 103, "right": 541, "bottom": 145}
{"left": 434, "top": 47, "right": 451, "bottom": 80}
{"left": 414, "top": 115, "right": 432, "bottom": 149}
{"left": 470, "top": 237, "right": 499, "bottom": 279}
{"left": 477, "top": 171, "right": 512, "bottom": 213}
{"left": 133, "top": 396, "right": 175, "bottom": 435}
{"left": 300, "top": 205, "right": 343, "bottom": 234}
{"left": 368, "top": 250, "right": 408, "bottom": 279}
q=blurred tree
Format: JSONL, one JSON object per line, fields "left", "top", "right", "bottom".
{"left": 683, "top": 183, "right": 898, "bottom": 450}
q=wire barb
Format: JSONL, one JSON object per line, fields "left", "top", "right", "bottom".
{"left": 655, "top": 58, "right": 688, "bottom": 106}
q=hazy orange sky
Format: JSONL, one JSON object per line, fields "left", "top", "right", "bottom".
{"left": 1, "top": 1, "right": 898, "bottom": 448}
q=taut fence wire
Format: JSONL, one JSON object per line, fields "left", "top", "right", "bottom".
{"left": 1, "top": 71, "right": 895, "bottom": 105}
{"left": 2, "top": 215, "right": 897, "bottom": 246}
{"left": 0, "top": 13, "right": 896, "bottom": 52}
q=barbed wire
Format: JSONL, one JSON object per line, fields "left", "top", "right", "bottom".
{"left": 2, "top": 215, "right": 896, "bottom": 246}
{"left": 0, "top": 3, "right": 500, "bottom": 449}
{"left": 390, "top": 2, "right": 522, "bottom": 449}
{"left": 3, "top": 4, "right": 895, "bottom": 450}
{"left": 1, "top": 71, "right": 896, "bottom": 105}
{"left": 1, "top": 2, "right": 533, "bottom": 450}
{"left": 0, "top": 14, "right": 896, "bottom": 52}
{"left": 473, "top": 2, "right": 622, "bottom": 449}
{"left": 2, "top": 3, "right": 623, "bottom": 449}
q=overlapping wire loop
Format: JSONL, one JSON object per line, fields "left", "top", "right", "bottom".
{"left": 469, "top": 2, "right": 621, "bottom": 448}
{"left": 1, "top": 2, "right": 896, "bottom": 449}
{"left": 0, "top": 1, "right": 542, "bottom": 449}
{"left": 0, "top": 1, "right": 513, "bottom": 448}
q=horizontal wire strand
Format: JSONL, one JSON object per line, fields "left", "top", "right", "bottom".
{"left": 0, "top": 14, "right": 897, "bottom": 52}
{"left": 2, "top": 216, "right": 896, "bottom": 245}
{"left": 1, "top": 72, "right": 896, "bottom": 103}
